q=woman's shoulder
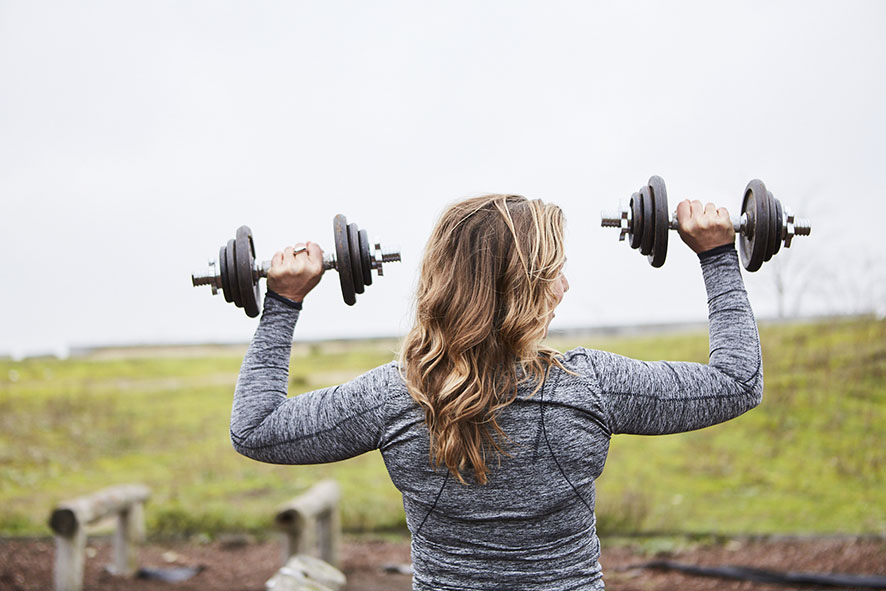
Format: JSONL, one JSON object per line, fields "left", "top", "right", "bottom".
{"left": 357, "top": 360, "right": 404, "bottom": 388}
{"left": 362, "top": 360, "right": 413, "bottom": 399}
{"left": 556, "top": 346, "right": 600, "bottom": 370}
{"left": 548, "top": 347, "right": 610, "bottom": 396}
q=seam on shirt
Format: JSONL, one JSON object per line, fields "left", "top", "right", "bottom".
{"left": 584, "top": 352, "right": 618, "bottom": 435}
{"left": 540, "top": 398, "right": 612, "bottom": 439}
{"left": 240, "top": 363, "right": 291, "bottom": 374}
{"left": 708, "top": 346, "right": 729, "bottom": 359}
{"left": 605, "top": 389, "right": 754, "bottom": 402}
{"left": 376, "top": 362, "right": 396, "bottom": 450}
{"left": 552, "top": 350, "right": 613, "bottom": 438}
{"left": 416, "top": 471, "right": 449, "bottom": 535}
{"left": 661, "top": 361, "right": 682, "bottom": 386}
{"left": 712, "top": 359, "right": 763, "bottom": 392}
{"left": 541, "top": 367, "right": 595, "bottom": 517}
{"left": 231, "top": 400, "right": 386, "bottom": 451}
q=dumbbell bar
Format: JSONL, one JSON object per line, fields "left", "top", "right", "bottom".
{"left": 191, "top": 214, "right": 401, "bottom": 317}
{"left": 600, "top": 176, "right": 811, "bottom": 271}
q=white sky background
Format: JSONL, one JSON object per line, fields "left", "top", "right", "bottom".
{"left": 1, "top": 1, "right": 884, "bottom": 357}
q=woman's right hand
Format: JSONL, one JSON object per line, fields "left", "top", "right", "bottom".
{"left": 267, "top": 241, "right": 325, "bottom": 303}
{"left": 675, "top": 200, "right": 735, "bottom": 254}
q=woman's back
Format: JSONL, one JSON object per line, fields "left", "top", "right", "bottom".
{"left": 230, "top": 195, "right": 760, "bottom": 590}
{"left": 379, "top": 354, "right": 610, "bottom": 590}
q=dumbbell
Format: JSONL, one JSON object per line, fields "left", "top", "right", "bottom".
{"left": 600, "top": 176, "right": 811, "bottom": 271}
{"left": 191, "top": 214, "right": 401, "bottom": 317}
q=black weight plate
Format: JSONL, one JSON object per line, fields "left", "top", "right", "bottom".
{"left": 739, "top": 180, "right": 769, "bottom": 272}
{"left": 219, "top": 245, "right": 233, "bottom": 303}
{"left": 358, "top": 228, "right": 372, "bottom": 286}
{"left": 639, "top": 186, "right": 654, "bottom": 256}
{"left": 761, "top": 192, "right": 773, "bottom": 263}
{"left": 773, "top": 197, "right": 783, "bottom": 256}
{"left": 756, "top": 185, "right": 772, "bottom": 270}
{"left": 628, "top": 192, "right": 642, "bottom": 250}
{"left": 348, "top": 223, "right": 364, "bottom": 295}
{"left": 648, "top": 176, "right": 668, "bottom": 268}
{"left": 763, "top": 190, "right": 778, "bottom": 262}
{"left": 225, "top": 238, "right": 242, "bottom": 308}
{"left": 334, "top": 215, "right": 356, "bottom": 305}
{"left": 235, "top": 226, "right": 261, "bottom": 318}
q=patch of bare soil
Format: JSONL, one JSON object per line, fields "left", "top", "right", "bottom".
{"left": 601, "top": 537, "right": 886, "bottom": 591}
{"left": 0, "top": 535, "right": 883, "bottom": 591}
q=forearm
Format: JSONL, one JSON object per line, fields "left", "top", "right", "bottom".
{"left": 230, "top": 296, "right": 299, "bottom": 459}
{"left": 700, "top": 244, "right": 762, "bottom": 390}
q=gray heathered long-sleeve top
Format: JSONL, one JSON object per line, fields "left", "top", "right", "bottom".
{"left": 231, "top": 247, "right": 763, "bottom": 590}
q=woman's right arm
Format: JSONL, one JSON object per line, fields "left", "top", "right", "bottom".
{"left": 589, "top": 245, "right": 763, "bottom": 435}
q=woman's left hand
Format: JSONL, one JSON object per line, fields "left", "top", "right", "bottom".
{"left": 267, "top": 241, "right": 325, "bottom": 303}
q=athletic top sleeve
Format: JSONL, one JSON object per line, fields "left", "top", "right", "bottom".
{"left": 578, "top": 246, "right": 763, "bottom": 435}
{"left": 229, "top": 298, "right": 391, "bottom": 464}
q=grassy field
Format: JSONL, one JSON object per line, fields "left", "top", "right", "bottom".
{"left": 1, "top": 318, "right": 883, "bottom": 539}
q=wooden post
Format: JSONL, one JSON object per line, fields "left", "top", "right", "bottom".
{"left": 49, "top": 484, "right": 150, "bottom": 591}
{"left": 275, "top": 480, "right": 341, "bottom": 567}
{"left": 54, "top": 527, "right": 86, "bottom": 591}
{"left": 316, "top": 502, "right": 341, "bottom": 567}
{"left": 111, "top": 506, "right": 138, "bottom": 576}
{"left": 130, "top": 501, "right": 146, "bottom": 542}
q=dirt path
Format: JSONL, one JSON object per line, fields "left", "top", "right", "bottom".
{"left": 1, "top": 536, "right": 884, "bottom": 590}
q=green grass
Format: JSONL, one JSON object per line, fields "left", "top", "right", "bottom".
{"left": 1, "top": 319, "right": 883, "bottom": 538}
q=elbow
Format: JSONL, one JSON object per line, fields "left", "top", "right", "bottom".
{"left": 230, "top": 430, "right": 257, "bottom": 460}
{"left": 230, "top": 430, "right": 285, "bottom": 464}
{"left": 723, "top": 369, "right": 763, "bottom": 417}
{"left": 751, "top": 376, "right": 764, "bottom": 409}
{"left": 742, "top": 373, "right": 764, "bottom": 413}
{"left": 735, "top": 356, "right": 764, "bottom": 412}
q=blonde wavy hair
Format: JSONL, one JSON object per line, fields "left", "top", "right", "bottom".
{"left": 400, "top": 195, "right": 567, "bottom": 484}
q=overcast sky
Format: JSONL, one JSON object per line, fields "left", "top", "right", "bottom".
{"left": 2, "top": 0, "right": 884, "bottom": 358}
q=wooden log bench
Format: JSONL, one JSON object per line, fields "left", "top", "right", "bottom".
{"left": 275, "top": 479, "right": 341, "bottom": 567}
{"left": 48, "top": 484, "right": 150, "bottom": 591}
{"left": 267, "top": 479, "right": 345, "bottom": 591}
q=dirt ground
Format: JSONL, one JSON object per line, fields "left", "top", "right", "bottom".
{"left": 1, "top": 535, "right": 884, "bottom": 591}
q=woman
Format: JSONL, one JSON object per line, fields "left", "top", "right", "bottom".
{"left": 231, "top": 195, "right": 762, "bottom": 590}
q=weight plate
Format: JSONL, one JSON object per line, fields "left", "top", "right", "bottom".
{"left": 219, "top": 245, "right": 233, "bottom": 303}
{"left": 639, "top": 186, "right": 654, "bottom": 256}
{"left": 358, "top": 228, "right": 372, "bottom": 286}
{"left": 334, "top": 215, "right": 356, "bottom": 305}
{"left": 763, "top": 190, "right": 778, "bottom": 262}
{"left": 648, "top": 176, "right": 668, "bottom": 268}
{"left": 628, "top": 192, "right": 642, "bottom": 249}
{"left": 739, "top": 180, "right": 769, "bottom": 272}
{"left": 226, "top": 238, "right": 242, "bottom": 308}
{"left": 348, "top": 223, "right": 364, "bottom": 294}
{"left": 235, "top": 226, "right": 261, "bottom": 318}
{"left": 773, "top": 196, "right": 783, "bottom": 256}
{"left": 761, "top": 192, "right": 773, "bottom": 263}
